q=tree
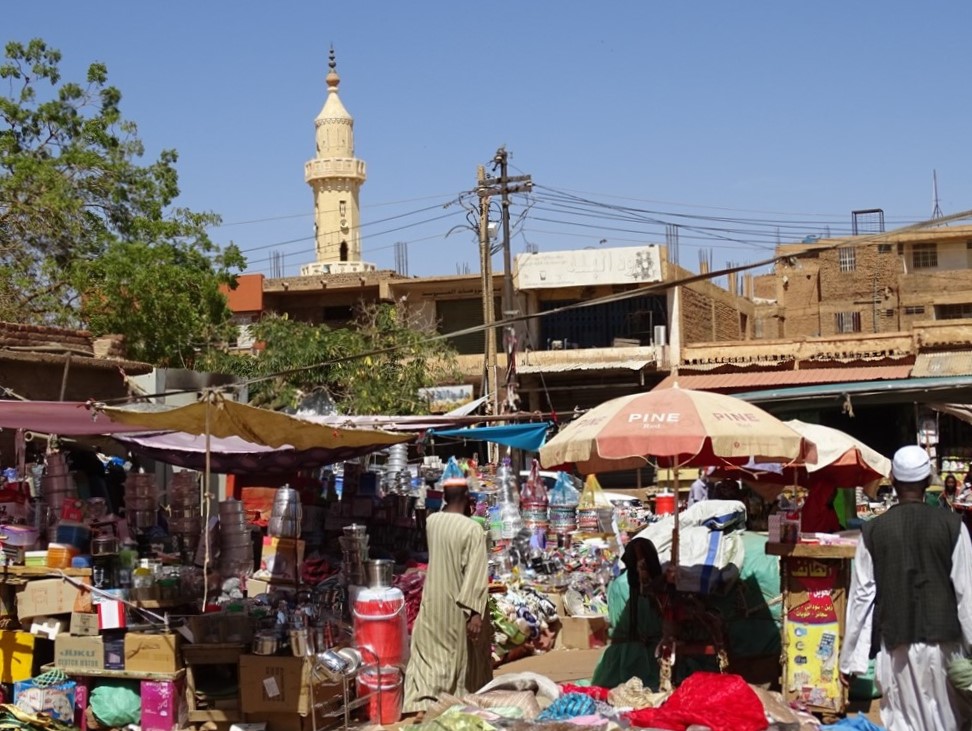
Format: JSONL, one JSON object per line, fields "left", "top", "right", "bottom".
{"left": 202, "top": 302, "right": 461, "bottom": 415}
{"left": 0, "top": 38, "right": 243, "bottom": 364}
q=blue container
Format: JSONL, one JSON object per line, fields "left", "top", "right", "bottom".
{"left": 55, "top": 521, "right": 91, "bottom": 551}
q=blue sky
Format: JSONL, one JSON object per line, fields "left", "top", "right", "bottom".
{"left": 5, "top": 2, "right": 971, "bottom": 279}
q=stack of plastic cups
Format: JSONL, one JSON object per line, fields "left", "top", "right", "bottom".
{"left": 521, "top": 502, "right": 549, "bottom": 549}
{"left": 340, "top": 524, "right": 369, "bottom": 587}
{"left": 218, "top": 499, "right": 254, "bottom": 578}
{"left": 41, "top": 452, "right": 77, "bottom": 515}
{"left": 168, "top": 471, "right": 202, "bottom": 559}
{"left": 125, "top": 474, "right": 158, "bottom": 534}
{"left": 548, "top": 504, "right": 578, "bottom": 547}
{"left": 577, "top": 508, "right": 600, "bottom": 532}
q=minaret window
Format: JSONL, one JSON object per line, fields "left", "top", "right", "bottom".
{"left": 340, "top": 241, "right": 349, "bottom": 262}
{"left": 340, "top": 201, "right": 347, "bottom": 216}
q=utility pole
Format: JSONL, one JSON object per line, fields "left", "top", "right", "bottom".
{"left": 477, "top": 166, "right": 498, "bottom": 424}
{"left": 485, "top": 148, "right": 533, "bottom": 324}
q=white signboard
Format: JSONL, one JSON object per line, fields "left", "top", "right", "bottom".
{"left": 514, "top": 245, "right": 662, "bottom": 290}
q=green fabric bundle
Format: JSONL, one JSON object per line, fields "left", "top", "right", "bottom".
{"left": 89, "top": 682, "right": 141, "bottom": 727}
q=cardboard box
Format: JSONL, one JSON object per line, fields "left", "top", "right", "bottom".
{"left": 140, "top": 679, "right": 188, "bottom": 731}
{"left": 70, "top": 612, "right": 100, "bottom": 637}
{"left": 14, "top": 678, "right": 76, "bottom": 721}
{"left": 494, "top": 648, "right": 604, "bottom": 683}
{"left": 124, "top": 632, "right": 181, "bottom": 674}
{"left": 187, "top": 612, "right": 253, "bottom": 644}
{"left": 555, "top": 616, "right": 610, "bottom": 650}
{"left": 54, "top": 635, "right": 104, "bottom": 672}
{"left": 259, "top": 537, "right": 304, "bottom": 582}
{"left": 239, "top": 655, "right": 308, "bottom": 715}
{"left": 16, "top": 577, "right": 83, "bottom": 619}
{"left": 0, "top": 630, "right": 36, "bottom": 682}
{"left": 238, "top": 655, "right": 340, "bottom": 716}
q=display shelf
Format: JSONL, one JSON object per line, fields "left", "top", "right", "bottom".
{"left": 765, "top": 542, "right": 857, "bottom": 559}
{"left": 188, "top": 709, "right": 242, "bottom": 724}
{"left": 42, "top": 663, "right": 184, "bottom": 681}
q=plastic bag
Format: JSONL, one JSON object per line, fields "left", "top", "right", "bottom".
{"left": 438, "top": 456, "right": 466, "bottom": 484}
{"left": 90, "top": 680, "right": 142, "bottom": 727}
{"left": 626, "top": 672, "right": 766, "bottom": 730}
{"left": 520, "top": 459, "right": 548, "bottom": 505}
{"left": 549, "top": 472, "right": 580, "bottom": 506}
{"left": 578, "top": 474, "right": 612, "bottom": 510}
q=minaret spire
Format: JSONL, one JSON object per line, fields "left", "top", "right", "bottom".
{"left": 300, "top": 47, "right": 371, "bottom": 275}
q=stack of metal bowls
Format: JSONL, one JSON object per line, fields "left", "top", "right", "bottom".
{"left": 218, "top": 499, "right": 254, "bottom": 577}
{"left": 340, "top": 523, "right": 369, "bottom": 586}
{"left": 168, "top": 471, "right": 202, "bottom": 552}
{"left": 125, "top": 474, "right": 158, "bottom": 531}
{"left": 383, "top": 443, "right": 409, "bottom": 494}
{"left": 41, "top": 452, "right": 77, "bottom": 512}
{"left": 268, "top": 487, "right": 302, "bottom": 539}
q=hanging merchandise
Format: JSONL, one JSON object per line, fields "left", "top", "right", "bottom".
{"left": 521, "top": 460, "right": 550, "bottom": 549}
{"left": 578, "top": 474, "right": 613, "bottom": 533}
{"left": 548, "top": 472, "right": 580, "bottom": 537}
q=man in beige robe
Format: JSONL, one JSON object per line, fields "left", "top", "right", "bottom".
{"left": 404, "top": 481, "right": 491, "bottom": 712}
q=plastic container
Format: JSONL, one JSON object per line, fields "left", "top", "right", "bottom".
{"left": 55, "top": 521, "right": 91, "bottom": 551}
{"left": 46, "top": 543, "right": 79, "bottom": 568}
{"left": 353, "top": 586, "right": 408, "bottom": 666}
{"left": 356, "top": 665, "right": 403, "bottom": 725}
{"left": 655, "top": 491, "right": 676, "bottom": 516}
{"left": 0, "top": 524, "right": 39, "bottom": 547}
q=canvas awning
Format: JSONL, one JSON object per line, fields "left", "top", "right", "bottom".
{"left": 733, "top": 376, "right": 972, "bottom": 406}
{"left": 517, "top": 360, "right": 650, "bottom": 375}
{"left": 113, "top": 430, "right": 406, "bottom": 474}
{"left": 653, "top": 365, "right": 913, "bottom": 392}
{"left": 429, "top": 422, "right": 552, "bottom": 452}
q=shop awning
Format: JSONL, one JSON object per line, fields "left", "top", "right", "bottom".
{"left": 429, "top": 422, "right": 552, "bottom": 452}
{"left": 114, "top": 430, "right": 406, "bottom": 474}
{"left": 653, "top": 364, "right": 913, "bottom": 392}
{"left": 733, "top": 375, "right": 972, "bottom": 405}
{"left": 517, "top": 360, "right": 650, "bottom": 375}
{"left": 0, "top": 400, "right": 152, "bottom": 436}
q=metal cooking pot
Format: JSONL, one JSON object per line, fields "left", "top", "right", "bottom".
{"left": 252, "top": 631, "right": 278, "bottom": 655}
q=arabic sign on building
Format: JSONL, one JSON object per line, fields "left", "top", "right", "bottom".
{"left": 514, "top": 245, "right": 662, "bottom": 290}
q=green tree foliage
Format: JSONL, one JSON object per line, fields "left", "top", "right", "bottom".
{"left": 0, "top": 38, "right": 244, "bottom": 365}
{"left": 203, "top": 302, "right": 461, "bottom": 415}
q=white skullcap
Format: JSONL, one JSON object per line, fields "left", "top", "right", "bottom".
{"left": 891, "top": 445, "right": 932, "bottom": 483}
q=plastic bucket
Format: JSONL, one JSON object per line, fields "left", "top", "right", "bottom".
{"left": 353, "top": 587, "right": 407, "bottom": 665}
{"left": 356, "top": 665, "right": 403, "bottom": 725}
{"left": 655, "top": 492, "right": 675, "bottom": 516}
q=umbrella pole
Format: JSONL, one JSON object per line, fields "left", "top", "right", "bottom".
{"left": 672, "top": 464, "right": 680, "bottom": 583}
{"left": 202, "top": 392, "right": 213, "bottom": 610}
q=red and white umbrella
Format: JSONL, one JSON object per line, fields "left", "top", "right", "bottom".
{"left": 539, "top": 387, "right": 816, "bottom": 474}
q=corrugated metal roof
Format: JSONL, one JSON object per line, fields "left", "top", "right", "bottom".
{"left": 653, "top": 364, "right": 913, "bottom": 391}
{"left": 518, "top": 359, "right": 650, "bottom": 375}
{"left": 912, "top": 351, "right": 972, "bottom": 378}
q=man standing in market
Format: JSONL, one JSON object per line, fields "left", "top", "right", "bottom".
{"left": 403, "top": 478, "right": 492, "bottom": 714}
{"left": 840, "top": 445, "right": 972, "bottom": 730}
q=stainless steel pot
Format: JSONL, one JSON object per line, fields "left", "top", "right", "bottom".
{"left": 364, "top": 559, "right": 394, "bottom": 589}
{"left": 252, "top": 631, "right": 278, "bottom": 655}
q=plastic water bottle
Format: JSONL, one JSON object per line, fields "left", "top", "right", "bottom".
{"left": 496, "top": 458, "right": 519, "bottom": 507}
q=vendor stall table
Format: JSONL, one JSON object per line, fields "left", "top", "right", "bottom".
{"left": 42, "top": 662, "right": 185, "bottom": 681}
{"left": 0, "top": 566, "right": 91, "bottom": 584}
{"left": 765, "top": 542, "right": 855, "bottom": 720}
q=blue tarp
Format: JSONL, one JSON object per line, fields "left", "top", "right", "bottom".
{"left": 429, "top": 422, "right": 551, "bottom": 452}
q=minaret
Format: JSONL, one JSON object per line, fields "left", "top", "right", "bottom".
{"left": 300, "top": 48, "right": 372, "bottom": 276}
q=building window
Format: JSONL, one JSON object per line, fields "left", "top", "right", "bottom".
{"left": 912, "top": 243, "right": 938, "bottom": 269}
{"left": 897, "top": 243, "right": 905, "bottom": 255}
{"left": 835, "top": 311, "right": 862, "bottom": 333}
{"left": 878, "top": 244, "right": 892, "bottom": 253}
{"left": 904, "top": 306, "right": 925, "bottom": 316}
{"left": 339, "top": 200, "right": 347, "bottom": 217}
{"left": 937, "top": 303, "right": 972, "bottom": 320}
{"left": 838, "top": 247, "right": 856, "bottom": 272}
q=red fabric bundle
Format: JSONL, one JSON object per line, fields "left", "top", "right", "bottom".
{"left": 626, "top": 672, "right": 767, "bottom": 731}
{"left": 560, "top": 684, "right": 610, "bottom": 702}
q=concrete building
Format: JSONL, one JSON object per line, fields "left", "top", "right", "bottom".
{"left": 751, "top": 225, "right": 972, "bottom": 340}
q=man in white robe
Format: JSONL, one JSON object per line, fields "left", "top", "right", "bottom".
{"left": 403, "top": 480, "right": 491, "bottom": 713}
{"left": 840, "top": 445, "right": 972, "bottom": 730}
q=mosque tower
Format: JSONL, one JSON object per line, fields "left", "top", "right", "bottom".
{"left": 300, "top": 48, "right": 374, "bottom": 276}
